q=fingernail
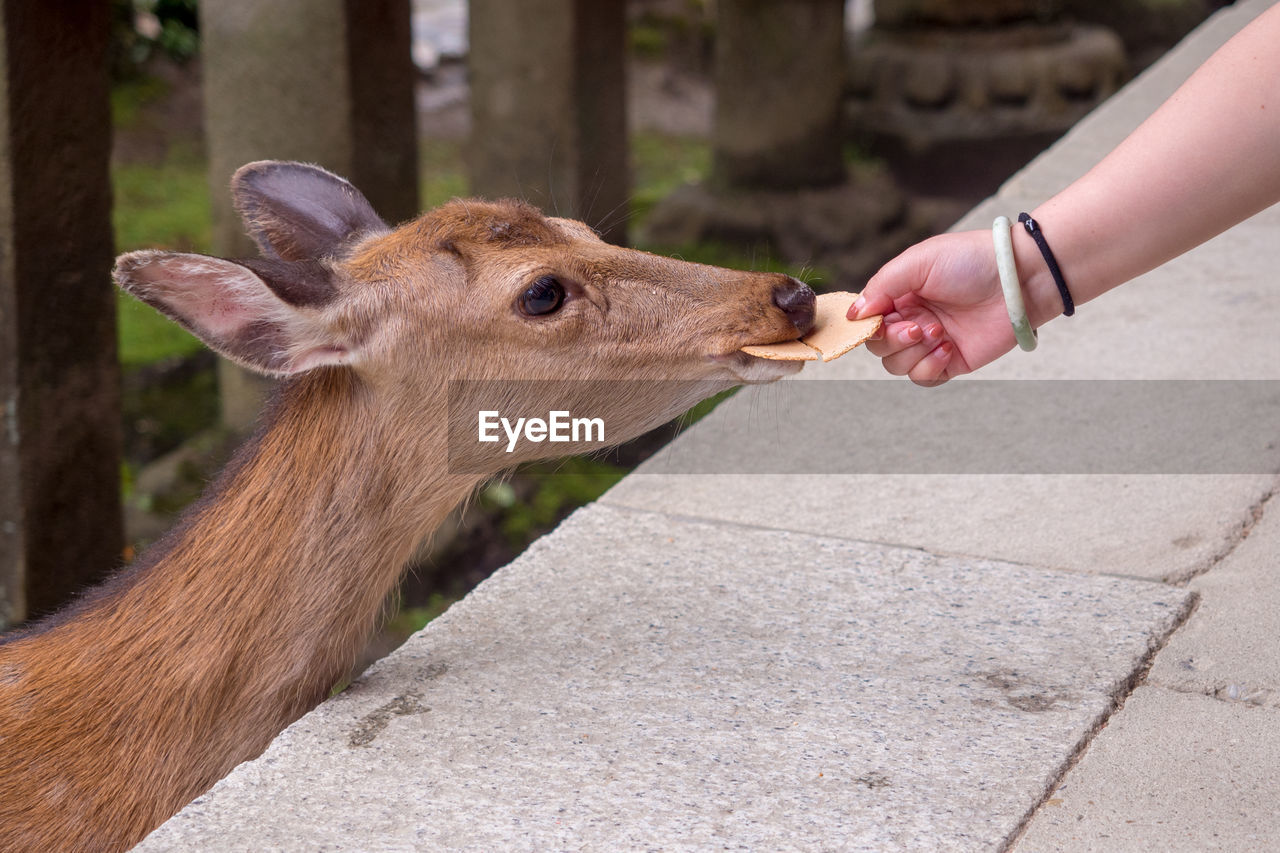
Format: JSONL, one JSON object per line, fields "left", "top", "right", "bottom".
{"left": 902, "top": 324, "right": 923, "bottom": 343}
{"left": 923, "top": 323, "right": 943, "bottom": 342}
{"left": 850, "top": 296, "right": 866, "bottom": 318}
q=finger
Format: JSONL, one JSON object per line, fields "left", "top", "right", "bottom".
{"left": 864, "top": 320, "right": 923, "bottom": 358}
{"left": 908, "top": 342, "right": 954, "bottom": 387}
{"left": 873, "top": 311, "right": 907, "bottom": 336}
{"left": 851, "top": 240, "right": 936, "bottom": 320}
{"left": 849, "top": 292, "right": 887, "bottom": 320}
{"left": 879, "top": 323, "right": 945, "bottom": 375}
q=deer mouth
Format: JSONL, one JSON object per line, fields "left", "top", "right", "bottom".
{"left": 717, "top": 349, "right": 807, "bottom": 384}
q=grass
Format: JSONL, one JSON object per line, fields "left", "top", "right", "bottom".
{"left": 630, "top": 132, "right": 711, "bottom": 224}
{"left": 110, "top": 73, "right": 171, "bottom": 131}
{"left": 385, "top": 593, "right": 458, "bottom": 638}
{"left": 421, "top": 139, "right": 470, "bottom": 208}
{"left": 112, "top": 143, "right": 211, "bottom": 367}
{"left": 480, "top": 456, "right": 629, "bottom": 548}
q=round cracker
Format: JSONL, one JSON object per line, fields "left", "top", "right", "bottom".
{"left": 740, "top": 290, "right": 882, "bottom": 362}
{"left": 740, "top": 339, "right": 818, "bottom": 361}
{"left": 802, "top": 291, "right": 883, "bottom": 362}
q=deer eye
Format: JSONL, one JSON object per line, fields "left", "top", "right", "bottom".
{"left": 518, "top": 275, "right": 566, "bottom": 316}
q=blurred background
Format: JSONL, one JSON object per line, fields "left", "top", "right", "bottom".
{"left": 0, "top": 0, "right": 1228, "bottom": 667}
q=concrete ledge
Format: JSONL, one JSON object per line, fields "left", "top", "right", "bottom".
{"left": 139, "top": 505, "right": 1191, "bottom": 851}
{"left": 602, "top": 472, "right": 1274, "bottom": 584}
{"left": 1014, "top": 686, "right": 1280, "bottom": 852}
{"left": 1150, "top": 500, "right": 1280, "bottom": 707}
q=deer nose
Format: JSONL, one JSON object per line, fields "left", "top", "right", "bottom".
{"left": 773, "top": 276, "right": 816, "bottom": 336}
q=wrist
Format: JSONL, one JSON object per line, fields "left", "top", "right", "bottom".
{"left": 1012, "top": 220, "right": 1067, "bottom": 330}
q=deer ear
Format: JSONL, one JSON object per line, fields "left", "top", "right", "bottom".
{"left": 114, "top": 250, "right": 353, "bottom": 377}
{"left": 231, "top": 160, "right": 389, "bottom": 262}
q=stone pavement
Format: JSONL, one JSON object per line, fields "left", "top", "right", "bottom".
{"left": 137, "top": 1, "right": 1280, "bottom": 849}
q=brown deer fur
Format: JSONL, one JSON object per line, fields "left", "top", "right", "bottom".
{"left": 0, "top": 161, "right": 814, "bottom": 852}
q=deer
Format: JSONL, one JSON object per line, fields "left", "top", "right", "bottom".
{"left": 0, "top": 160, "right": 815, "bottom": 852}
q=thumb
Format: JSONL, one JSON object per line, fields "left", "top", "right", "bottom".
{"left": 850, "top": 240, "right": 936, "bottom": 320}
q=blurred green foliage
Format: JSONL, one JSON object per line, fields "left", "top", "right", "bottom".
{"left": 112, "top": 143, "right": 210, "bottom": 367}
{"left": 480, "top": 457, "right": 629, "bottom": 549}
{"left": 385, "top": 593, "right": 458, "bottom": 638}
{"left": 111, "top": 0, "right": 199, "bottom": 79}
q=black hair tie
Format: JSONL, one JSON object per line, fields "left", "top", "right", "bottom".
{"left": 1018, "top": 213, "right": 1075, "bottom": 317}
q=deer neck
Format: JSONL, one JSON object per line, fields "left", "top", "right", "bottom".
{"left": 0, "top": 367, "right": 480, "bottom": 848}
{"left": 26, "top": 368, "right": 476, "bottom": 774}
{"left": 155, "top": 367, "right": 477, "bottom": 684}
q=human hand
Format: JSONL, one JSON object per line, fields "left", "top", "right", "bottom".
{"left": 849, "top": 230, "right": 1027, "bottom": 386}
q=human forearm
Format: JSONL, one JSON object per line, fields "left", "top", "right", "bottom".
{"left": 1019, "top": 3, "right": 1280, "bottom": 325}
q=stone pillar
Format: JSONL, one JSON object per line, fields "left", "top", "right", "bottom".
{"left": 645, "top": 0, "right": 914, "bottom": 288}
{"left": 0, "top": 1, "right": 122, "bottom": 626}
{"left": 468, "top": 0, "right": 629, "bottom": 245}
{"left": 712, "top": 0, "right": 847, "bottom": 191}
{"left": 200, "top": 0, "right": 419, "bottom": 431}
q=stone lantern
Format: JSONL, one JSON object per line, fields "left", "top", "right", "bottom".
{"left": 847, "top": 0, "right": 1127, "bottom": 195}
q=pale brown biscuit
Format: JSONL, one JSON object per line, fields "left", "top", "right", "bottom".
{"left": 740, "top": 339, "right": 819, "bottom": 361}
{"left": 741, "top": 291, "right": 882, "bottom": 363}
{"left": 802, "top": 292, "right": 883, "bottom": 362}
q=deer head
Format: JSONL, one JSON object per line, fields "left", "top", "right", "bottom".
{"left": 114, "top": 161, "right": 815, "bottom": 469}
